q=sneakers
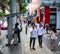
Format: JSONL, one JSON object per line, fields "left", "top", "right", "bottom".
{"left": 40, "top": 46, "right": 42, "bottom": 48}
{"left": 39, "top": 45, "right": 42, "bottom": 48}
{"left": 29, "top": 45, "right": 36, "bottom": 50}
{"left": 30, "top": 47, "right": 36, "bottom": 50}
{"left": 32, "top": 48, "right": 36, "bottom": 50}
{"left": 51, "top": 49, "right": 56, "bottom": 51}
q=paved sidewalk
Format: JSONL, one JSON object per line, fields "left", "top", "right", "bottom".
{"left": 21, "top": 23, "right": 60, "bottom": 54}
{"left": 0, "top": 30, "right": 22, "bottom": 54}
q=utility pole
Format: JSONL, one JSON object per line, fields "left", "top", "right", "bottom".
{"left": 7, "top": 0, "right": 16, "bottom": 45}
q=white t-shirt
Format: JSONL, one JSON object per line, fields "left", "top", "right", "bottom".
{"left": 18, "top": 24, "right": 21, "bottom": 30}
{"left": 37, "top": 27, "right": 44, "bottom": 36}
{"left": 50, "top": 31, "right": 57, "bottom": 40}
{"left": 30, "top": 27, "right": 37, "bottom": 38}
{"left": 35, "top": 23, "right": 39, "bottom": 28}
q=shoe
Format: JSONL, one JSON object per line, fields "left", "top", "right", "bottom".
{"left": 33, "top": 48, "right": 36, "bottom": 50}
{"left": 51, "top": 49, "right": 54, "bottom": 51}
{"left": 29, "top": 45, "right": 31, "bottom": 49}
{"left": 18, "top": 41, "right": 20, "bottom": 43}
{"left": 14, "top": 44, "right": 18, "bottom": 46}
{"left": 51, "top": 49, "right": 56, "bottom": 51}
{"left": 40, "top": 45, "right": 42, "bottom": 48}
{"left": 40, "top": 46, "right": 42, "bottom": 48}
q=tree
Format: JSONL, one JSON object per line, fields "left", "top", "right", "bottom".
{"left": 0, "top": 12, "right": 5, "bottom": 16}
{"left": 0, "top": 0, "right": 10, "bottom": 12}
{"left": 0, "top": 0, "right": 27, "bottom": 14}
{"left": 17, "top": 0, "right": 27, "bottom": 13}
{"left": 20, "top": 3, "right": 27, "bottom": 13}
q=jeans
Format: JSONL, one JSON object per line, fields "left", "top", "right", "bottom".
{"left": 38, "top": 35, "right": 43, "bottom": 46}
{"left": 17, "top": 32, "right": 20, "bottom": 43}
{"left": 30, "top": 37, "right": 36, "bottom": 48}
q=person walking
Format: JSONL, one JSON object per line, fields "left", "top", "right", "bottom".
{"left": 30, "top": 24, "right": 37, "bottom": 50}
{"left": 14, "top": 23, "right": 21, "bottom": 43}
{"left": 45, "top": 23, "right": 49, "bottom": 34}
{"left": 50, "top": 27, "right": 57, "bottom": 51}
{"left": 35, "top": 22, "right": 39, "bottom": 29}
{"left": 37, "top": 23, "right": 44, "bottom": 48}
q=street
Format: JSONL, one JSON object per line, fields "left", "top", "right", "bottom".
{"left": 0, "top": 23, "right": 60, "bottom": 54}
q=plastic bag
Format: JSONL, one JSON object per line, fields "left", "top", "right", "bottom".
{"left": 58, "top": 41, "right": 60, "bottom": 46}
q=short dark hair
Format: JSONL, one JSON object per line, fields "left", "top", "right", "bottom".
{"left": 15, "top": 23, "right": 19, "bottom": 26}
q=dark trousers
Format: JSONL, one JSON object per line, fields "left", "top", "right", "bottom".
{"left": 46, "top": 28, "right": 48, "bottom": 34}
{"left": 30, "top": 37, "right": 36, "bottom": 48}
{"left": 17, "top": 32, "right": 20, "bottom": 43}
{"left": 38, "top": 35, "right": 43, "bottom": 46}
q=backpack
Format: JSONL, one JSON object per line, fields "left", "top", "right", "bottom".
{"left": 14, "top": 27, "right": 19, "bottom": 33}
{"left": 20, "top": 25, "right": 22, "bottom": 32}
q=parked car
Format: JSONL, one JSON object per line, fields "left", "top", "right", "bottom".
{"left": 0, "top": 20, "right": 8, "bottom": 30}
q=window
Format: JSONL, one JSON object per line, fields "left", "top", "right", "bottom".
{"left": 50, "top": 15, "right": 56, "bottom": 20}
{"left": 50, "top": 19, "right": 56, "bottom": 24}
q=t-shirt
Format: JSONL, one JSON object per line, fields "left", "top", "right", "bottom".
{"left": 37, "top": 27, "right": 44, "bottom": 36}
{"left": 30, "top": 27, "right": 37, "bottom": 38}
{"left": 18, "top": 25, "right": 21, "bottom": 30}
{"left": 14, "top": 24, "right": 21, "bottom": 33}
{"left": 50, "top": 31, "right": 57, "bottom": 40}
{"left": 35, "top": 23, "right": 39, "bottom": 28}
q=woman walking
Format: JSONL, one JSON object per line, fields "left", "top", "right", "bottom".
{"left": 50, "top": 27, "right": 57, "bottom": 51}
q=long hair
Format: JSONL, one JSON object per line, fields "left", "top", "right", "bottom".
{"left": 52, "top": 26, "right": 56, "bottom": 33}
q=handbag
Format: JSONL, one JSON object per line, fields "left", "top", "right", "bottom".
{"left": 58, "top": 41, "right": 60, "bottom": 46}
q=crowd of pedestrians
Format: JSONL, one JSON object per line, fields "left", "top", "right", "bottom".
{"left": 7, "top": 18, "right": 60, "bottom": 51}
{"left": 29, "top": 21, "right": 58, "bottom": 51}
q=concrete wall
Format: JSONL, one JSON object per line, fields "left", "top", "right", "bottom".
{"left": 57, "top": 11, "right": 60, "bottom": 29}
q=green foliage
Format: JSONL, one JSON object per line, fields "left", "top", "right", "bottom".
{"left": 0, "top": 0, "right": 27, "bottom": 14}
{"left": 0, "top": 0, "right": 9, "bottom": 4}
{"left": 20, "top": 3, "right": 27, "bottom": 13}
{"left": 20, "top": 0, "right": 25, "bottom": 3}
{"left": 0, "top": 12, "right": 5, "bottom": 16}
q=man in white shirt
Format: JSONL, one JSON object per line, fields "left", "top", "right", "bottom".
{"left": 35, "top": 22, "right": 39, "bottom": 29}
{"left": 30, "top": 24, "right": 37, "bottom": 50}
{"left": 37, "top": 24, "right": 44, "bottom": 48}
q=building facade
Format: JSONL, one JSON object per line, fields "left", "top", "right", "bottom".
{"left": 37, "top": 0, "right": 60, "bottom": 29}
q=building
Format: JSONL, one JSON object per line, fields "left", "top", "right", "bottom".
{"left": 37, "top": 0, "right": 60, "bottom": 29}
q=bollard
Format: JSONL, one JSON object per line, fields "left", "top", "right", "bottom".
{"left": 26, "top": 25, "right": 27, "bottom": 34}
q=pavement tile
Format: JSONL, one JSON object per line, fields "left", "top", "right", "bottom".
{"left": 21, "top": 23, "right": 60, "bottom": 54}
